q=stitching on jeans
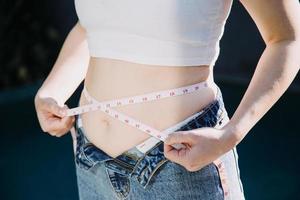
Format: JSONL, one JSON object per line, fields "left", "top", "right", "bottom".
{"left": 74, "top": 125, "right": 97, "bottom": 170}
{"left": 105, "top": 167, "right": 123, "bottom": 200}
{"left": 74, "top": 126, "right": 87, "bottom": 169}
{"left": 112, "top": 159, "right": 134, "bottom": 172}
{"left": 142, "top": 158, "right": 169, "bottom": 189}
{"left": 77, "top": 120, "right": 110, "bottom": 167}
{"left": 78, "top": 150, "right": 96, "bottom": 170}
{"left": 117, "top": 178, "right": 130, "bottom": 200}
{"left": 130, "top": 141, "right": 163, "bottom": 176}
{"left": 80, "top": 141, "right": 96, "bottom": 165}
{"left": 105, "top": 167, "right": 130, "bottom": 200}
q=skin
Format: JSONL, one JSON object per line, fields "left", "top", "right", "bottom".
{"left": 35, "top": 23, "right": 89, "bottom": 137}
{"left": 164, "top": 0, "right": 300, "bottom": 171}
{"left": 35, "top": 23, "right": 216, "bottom": 157}
{"left": 34, "top": 0, "right": 300, "bottom": 171}
{"left": 35, "top": 23, "right": 216, "bottom": 158}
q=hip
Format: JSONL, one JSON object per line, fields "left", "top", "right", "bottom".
{"left": 73, "top": 87, "right": 245, "bottom": 199}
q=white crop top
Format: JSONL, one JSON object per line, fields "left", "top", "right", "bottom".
{"left": 75, "top": 0, "right": 233, "bottom": 66}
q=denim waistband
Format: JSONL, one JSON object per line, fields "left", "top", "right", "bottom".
{"left": 74, "top": 84, "right": 227, "bottom": 189}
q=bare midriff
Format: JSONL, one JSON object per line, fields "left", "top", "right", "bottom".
{"left": 79, "top": 57, "right": 218, "bottom": 158}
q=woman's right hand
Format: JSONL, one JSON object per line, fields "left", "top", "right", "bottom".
{"left": 34, "top": 94, "right": 75, "bottom": 137}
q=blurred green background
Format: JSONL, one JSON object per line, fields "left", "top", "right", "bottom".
{"left": 0, "top": 0, "right": 299, "bottom": 200}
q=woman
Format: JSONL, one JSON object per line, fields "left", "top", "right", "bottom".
{"left": 34, "top": 0, "right": 300, "bottom": 199}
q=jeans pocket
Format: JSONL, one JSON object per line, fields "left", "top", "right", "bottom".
{"left": 105, "top": 167, "right": 131, "bottom": 199}
{"left": 150, "top": 159, "right": 215, "bottom": 185}
{"left": 144, "top": 160, "right": 184, "bottom": 186}
{"left": 145, "top": 160, "right": 225, "bottom": 199}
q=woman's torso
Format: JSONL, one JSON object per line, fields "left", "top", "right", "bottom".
{"left": 75, "top": 0, "right": 233, "bottom": 158}
{"left": 79, "top": 57, "right": 218, "bottom": 158}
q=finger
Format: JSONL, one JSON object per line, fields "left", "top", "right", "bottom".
{"left": 50, "top": 103, "right": 67, "bottom": 118}
{"left": 58, "top": 117, "right": 75, "bottom": 134}
{"left": 44, "top": 116, "right": 72, "bottom": 133}
{"left": 164, "top": 132, "right": 196, "bottom": 146}
{"left": 48, "top": 123, "right": 71, "bottom": 137}
{"left": 43, "top": 114, "right": 74, "bottom": 134}
{"left": 164, "top": 143, "right": 189, "bottom": 165}
{"left": 56, "top": 116, "right": 75, "bottom": 136}
{"left": 40, "top": 98, "right": 67, "bottom": 118}
{"left": 164, "top": 142, "right": 190, "bottom": 154}
{"left": 60, "top": 115, "right": 75, "bottom": 129}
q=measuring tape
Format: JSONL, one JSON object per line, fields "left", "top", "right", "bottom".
{"left": 67, "top": 80, "right": 215, "bottom": 152}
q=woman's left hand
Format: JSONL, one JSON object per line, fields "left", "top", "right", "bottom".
{"left": 163, "top": 127, "right": 235, "bottom": 172}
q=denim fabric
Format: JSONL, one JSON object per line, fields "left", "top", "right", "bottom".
{"left": 73, "top": 86, "right": 245, "bottom": 200}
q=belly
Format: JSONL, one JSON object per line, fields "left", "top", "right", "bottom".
{"left": 79, "top": 57, "right": 217, "bottom": 158}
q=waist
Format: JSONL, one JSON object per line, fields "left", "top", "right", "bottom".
{"left": 74, "top": 84, "right": 228, "bottom": 167}
{"left": 84, "top": 57, "right": 213, "bottom": 101}
{"left": 78, "top": 57, "right": 217, "bottom": 157}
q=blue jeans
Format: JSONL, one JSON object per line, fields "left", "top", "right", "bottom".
{"left": 73, "top": 86, "right": 245, "bottom": 200}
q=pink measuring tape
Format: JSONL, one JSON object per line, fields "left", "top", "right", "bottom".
{"left": 67, "top": 80, "right": 217, "bottom": 153}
